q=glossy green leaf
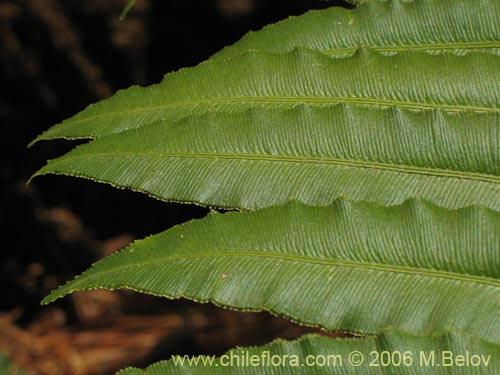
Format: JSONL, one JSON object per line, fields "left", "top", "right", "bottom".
{"left": 43, "top": 200, "right": 500, "bottom": 345}
{"left": 213, "top": 0, "right": 500, "bottom": 60}
{"left": 29, "top": 48, "right": 500, "bottom": 144}
{"left": 117, "top": 331, "right": 500, "bottom": 374}
{"left": 32, "top": 104, "right": 500, "bottom": 210}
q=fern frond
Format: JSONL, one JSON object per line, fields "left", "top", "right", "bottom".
{"left": 43, "top": 200, "right": 500, "bottom": 345}
{"left": 32, "top": 103, "right": 500, "bottom": 210}
{"left": 30, "top": 49, "right": 500, "bottom": 144}
{"left": 214, "top": 0, "right": 500, "bottom": 60}
{"left": 117, "top": 330, "right": 500, "bottom": 374}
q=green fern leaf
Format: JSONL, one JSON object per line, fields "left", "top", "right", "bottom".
{"left": 42, "top": 200, "right": 500, "bottom": 345}
{"left": 29, "top": 49, "right": 500, "bottom": 144}
{"left": 32, "top": 104, "right": 500, "bottom": 210}
{"left": 117, "top": 331, "right": 500, "bottom": 374}
{"left": 213, "top": 0, "right": 500, "bottom": 60}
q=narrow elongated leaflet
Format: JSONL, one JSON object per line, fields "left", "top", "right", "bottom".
{"left": 117, "top": 330, "right": 500, "bottom": 374}
{"left": 213, "top": 0, "right": 500, "bottom": 60}
{"left": 43, "top": 200, "right": 500, "bottom": 346}
{"left": 32, "top": 105, "right": 500, "bottom": 210}
{"left": 29, "top": 49, "right": 500, "bottom": 144}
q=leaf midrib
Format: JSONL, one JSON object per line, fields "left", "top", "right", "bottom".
{"left": 62, "top": 96, "right": 499, "bottom": 128}
{"left": 53, "top": 152, "right": 500, "bottom": 185}
{"left": 324, "top": 41, "right": 500, "bottom": 56}
{"left": 69, "top": 251, "right": 500, "bottom": 290}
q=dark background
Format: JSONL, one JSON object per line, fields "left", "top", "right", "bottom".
{"left": 1, "top": 1, "right": 351, "bottom": 373}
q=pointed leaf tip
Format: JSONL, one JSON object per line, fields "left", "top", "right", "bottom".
{"left": 42, "top": 200, "right": 500, "bottom": 346}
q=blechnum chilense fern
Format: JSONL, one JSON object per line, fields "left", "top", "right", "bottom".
{"left": 30, "top": 0, "right": 500, "bottom": 373}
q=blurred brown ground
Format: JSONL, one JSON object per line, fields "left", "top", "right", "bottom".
{"left": 0, "top": 0, "right": 351, "bottom": 373}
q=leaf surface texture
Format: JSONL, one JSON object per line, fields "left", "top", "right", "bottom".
{"left": 34, "top": 104, "right": 500, "bottom": 210}
{"left": 30, "top": 50, "right": 500, "bottom": 143}
{"left": 213, "top": 0, "right": 500, "bottom": 60}
{"left": 43, "top": 200, "right": 500, "bottom": 345}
